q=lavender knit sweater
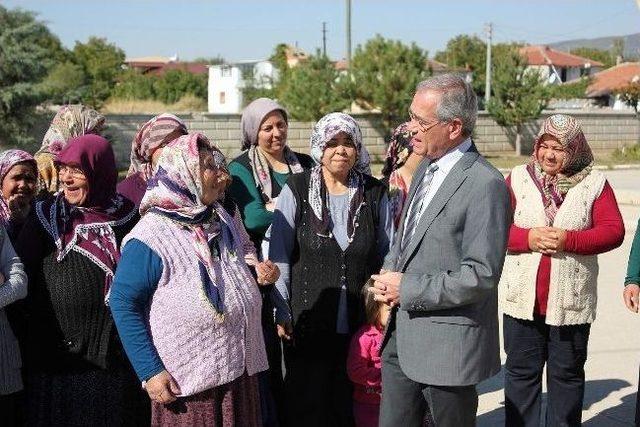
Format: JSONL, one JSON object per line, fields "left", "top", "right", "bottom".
{"left": 123, "top": 212, "right": 267, "bottom": 397}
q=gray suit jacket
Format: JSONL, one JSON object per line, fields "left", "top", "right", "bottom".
{"left": 381, "top": 144, "right": 511, "bottom": 387}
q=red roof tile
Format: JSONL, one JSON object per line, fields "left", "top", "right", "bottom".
{"left": 586, "top": 62, "right": 640, "bottom": 97}
{"left": 521, "top": 45, "right": 604, "bottom": 68}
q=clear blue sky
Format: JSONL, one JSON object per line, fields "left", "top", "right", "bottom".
{"left": 4, "top": 0, "right": 640, "bottom": 62}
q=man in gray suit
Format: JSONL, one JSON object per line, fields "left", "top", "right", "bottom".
{"left": 371, "top": 74, "right": 511, "bottom": 427}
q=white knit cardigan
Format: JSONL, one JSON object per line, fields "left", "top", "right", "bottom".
{"left": 499, "top": 165, "right": 605, "bottom": 326}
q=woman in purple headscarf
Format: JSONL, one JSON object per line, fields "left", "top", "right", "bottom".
{"left": 0, "top": 150, "right": 38, "bottom": 241}
{"left": 14, "top": 135, "right": 149, "bottom": 425}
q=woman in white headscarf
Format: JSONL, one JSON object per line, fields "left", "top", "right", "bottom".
{"left": 269, "top": 112, "right": 388, "bottom": 426}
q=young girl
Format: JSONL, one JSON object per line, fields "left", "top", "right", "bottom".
{"left": 346, "top": 280, "right": 391, "bottom": 427}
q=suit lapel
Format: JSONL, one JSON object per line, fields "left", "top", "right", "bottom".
{"left": 399, "top": 145, "right": 480, "bottom": 269}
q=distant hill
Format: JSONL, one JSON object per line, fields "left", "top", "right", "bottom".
{"left": 549, "top": 33, "right": 640, "bottom": 58}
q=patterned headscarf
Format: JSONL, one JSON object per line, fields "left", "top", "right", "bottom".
{"left": 0, "top": 149, "right": 37, "bottom": 229}
{"left": 382, "top": 122, "right": 413, "bottom": 178}
{"left": 140, "top": 133, "right": 249, "bottom": 321}
{"left": 382, "top": 123, "right": 414, "bottom": 234}
{"left": 127, "top": 113, "right": 188, "bottom": 179}
{"left": 36, "top": 104, "right": 105, "bottom": 193}
{"left": 35, "top": 135, "right": 136, "bottom": 303}
{"left": 308, "top": 112, "right": 371, "bottom": 242}
{"left": 241, "top": 98, "right": 304, "bottom": 203}
{"left": 526, "top": 114, "right": 594, "bottom": 225}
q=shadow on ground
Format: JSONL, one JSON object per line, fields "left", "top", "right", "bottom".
{"left": 477, "top": 367, "right": 635, "bottom": 426}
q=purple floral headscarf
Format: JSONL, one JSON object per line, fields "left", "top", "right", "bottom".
{"left": 140, "top": 133, "right": 251, "bottom": 321}
{"left": 0, "top": 149, "right": 37, "bottom": 228}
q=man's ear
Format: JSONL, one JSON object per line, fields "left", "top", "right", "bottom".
{"left": 449, "top": 119, "right": 463, "bottom": 140}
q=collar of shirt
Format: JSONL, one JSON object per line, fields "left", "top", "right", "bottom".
{"left": 431, "top": 137, "right": 472, "bottom": 176}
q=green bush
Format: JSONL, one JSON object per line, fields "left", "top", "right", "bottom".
{"left": 113, "top": 69, "right": 156, "bottom": 100}
{"left": 547, "top": 77, "right": 590, "bottom": 100}
{"left": 113, "top": 69, "right": 207, "bottom": 105}
{"left": 153, "top": 70, "right": 207, "bottom": 104}
{"left": 612, "top": 144, "right": 640, "bottom": 161}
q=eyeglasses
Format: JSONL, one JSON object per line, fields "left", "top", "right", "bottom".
{"left": 408, "top": 110, "right": 442, "bottom": 133}
{"left": 58, "top": 165, "right": 86, "bottom": 179}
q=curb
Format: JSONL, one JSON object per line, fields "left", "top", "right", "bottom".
{"left": 615, "top": 190, "right": 640, "bottom": 206}
{"left": 498, "top": 164, "right": 640, "bottom": 174}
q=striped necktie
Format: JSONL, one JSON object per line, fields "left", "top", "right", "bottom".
{"left": 400, "top": 163, "right": 439, "bottom": 251}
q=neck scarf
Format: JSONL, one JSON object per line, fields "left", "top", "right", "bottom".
{"left": 241, "top": 98, "right": 303, "bottom": 203}
{"left": 526, "top": 114, "right": 594, "bottom": 225}
{"left": 35, "top": 135, "right": 135, "bottom": 303}
{"left": 140, "top": 133, "right": 246, "bottom": 321}
{"left": 0, "top": 150, "right": 37, "bottom": 229}
{"left": 308, "top": 112, "right": 371, "bottom": 242}
{"left": 36, "top": 104, "right": 105, "bottom": 193}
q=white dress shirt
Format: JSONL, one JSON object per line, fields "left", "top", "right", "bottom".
{"left": 411, "top": 137, "right": 472, "bottom": 224}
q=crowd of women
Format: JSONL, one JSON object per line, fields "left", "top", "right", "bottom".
{"left": 0, "top": 87, "right": 639, "bottom": 427}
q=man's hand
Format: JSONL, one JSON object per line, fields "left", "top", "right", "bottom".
{"left": 370, "top": 271, "right": 402, "bottom": 307}
{"left": 255, "top": 260, "right": 280, "bottom": 285}
{"left": 277, "top": 322, "right": 293, "bottom": 340}
{"left": 624, "top": 284, "right": 640, "bottom": 313}
{"left": 145, "top": 370, "right": 181, "bottom": 404}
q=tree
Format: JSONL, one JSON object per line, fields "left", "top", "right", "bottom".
{"left": 72, "top": 37, "right": 125, "bottom": 108}
{"left": 277, "top": 52, "right": 350, "bottom": 121}
{"left": 434, "top": 35, "right": 486, "bottom": 97}
{"left": 569, "top": 47, "right": 615, "bottom": 69}
{"left": 41, "top": 61, "right": 88, "bottom": 104}
{"left": 0, "top": 5, "right": 62, "bottom": 146}
{"left": 486, "top": 46, "right": 549, "bottom": 156}
{"left": 351, "top": 35, "right": 429, "bottom": 132}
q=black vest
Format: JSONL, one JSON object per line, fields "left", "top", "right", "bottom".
{"left": 287, "top": 171, "right": 385, "bottom": 342}
{"left": 230, "top": 150, "right": 315, "bottom": 249}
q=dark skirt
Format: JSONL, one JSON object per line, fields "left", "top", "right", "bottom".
{"left": 282, "top": 333, "right": 353, "bottom": 427}
{"left": 26, "top": 363, "right": 149, "bottom": 426}
{"left": 151, "top": 372, "right": 261, "bottom": 427}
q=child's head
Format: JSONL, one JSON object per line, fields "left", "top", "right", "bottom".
{"left": 363, "top": 279, "right": 391, "bottom": 328}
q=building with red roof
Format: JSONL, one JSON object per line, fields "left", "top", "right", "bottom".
{"left": 520, "top": 45, "right": 604, "bottom": 84}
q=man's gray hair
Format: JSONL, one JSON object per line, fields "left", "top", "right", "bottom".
{"left": 416, "top": 73, "right": 478, "bottom": 138}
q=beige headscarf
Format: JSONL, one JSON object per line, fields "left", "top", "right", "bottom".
{"left": 36, "top": 104, "right": 105, "bottom": 193}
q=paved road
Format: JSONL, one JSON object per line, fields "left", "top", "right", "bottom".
{"left": 477, "top": 171, "right": 640, "bottom": 426}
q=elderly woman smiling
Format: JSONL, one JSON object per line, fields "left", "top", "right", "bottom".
{"left": 110, "top": 133, "right": 277, "bottom": 426}
{"left": 15, "top": 135, "right": 146, "bottom": 425}
{"left": 500, "top": 114, "right": 625, "bottom": 426}
{"left": 269, "top": 112, "right": 389, "bottom": 426}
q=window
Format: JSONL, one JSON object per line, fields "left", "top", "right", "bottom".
{"left": 219, "top": 92, "right": 226, "bottom": 104}
{"left": 221, "top": 66, "right": 232, "bottom": 77}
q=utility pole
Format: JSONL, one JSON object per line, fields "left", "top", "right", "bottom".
{"left": 484, "top": 22, "right": 492, "bottom": 105}
{"left": 322, "top": 22, "right": 327, "bottom": 57}
{"left": 346, "top": 0, "right": 351, "bottom": 71}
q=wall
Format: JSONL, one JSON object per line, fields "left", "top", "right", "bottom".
{"left": 34, "top": 110, "right": 639, "bottom": 170}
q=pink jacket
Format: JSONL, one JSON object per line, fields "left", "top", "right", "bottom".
{"left": 347, "top": 324, "right": 383, "bottom": 404}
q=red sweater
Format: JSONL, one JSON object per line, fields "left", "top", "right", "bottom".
{"left": 505, "top": 175, "right": 625, "bottom": 315}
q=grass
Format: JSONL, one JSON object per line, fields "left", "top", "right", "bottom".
{"left": 611, "top": 144, "right": 640, "bottom": 163}
{"left": 101, "top": 94, "right": 207, "bottom": 114}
